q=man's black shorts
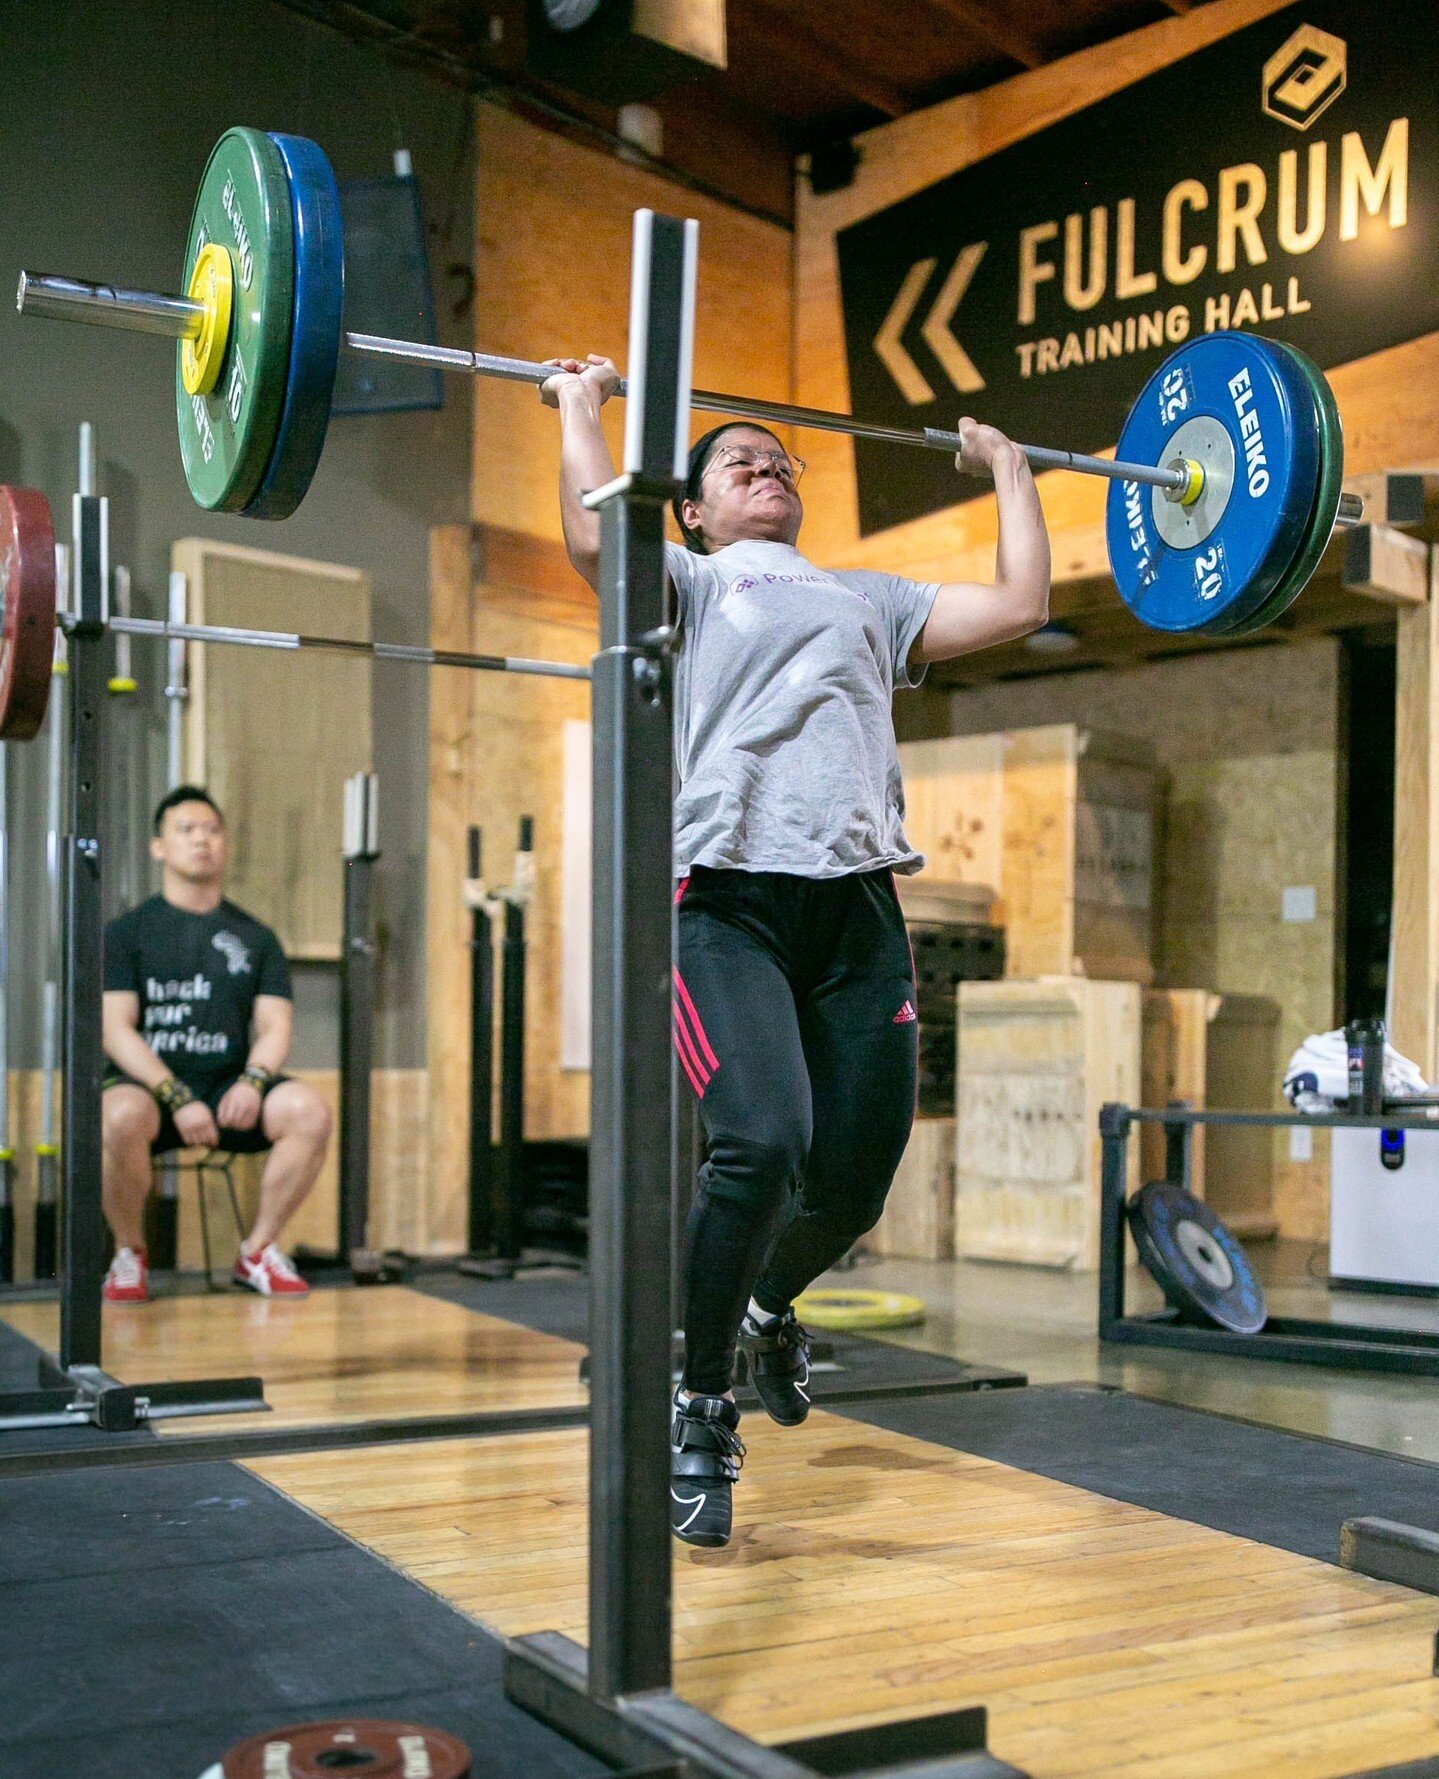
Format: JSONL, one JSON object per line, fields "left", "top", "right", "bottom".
{"left": 102, "top": 1071, "right": 291, "bottom": 1157}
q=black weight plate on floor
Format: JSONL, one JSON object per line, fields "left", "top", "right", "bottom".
{"left": 1127, "top": 1180, "right": 1268, "bottom": 1334}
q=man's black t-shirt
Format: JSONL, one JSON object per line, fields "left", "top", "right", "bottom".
{"left": 103, "top": 895, "right": 291, "bottom": 1094}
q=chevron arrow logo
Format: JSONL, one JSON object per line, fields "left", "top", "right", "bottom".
{"left": 872, "top": 243, "right": 988, "bottom": 405}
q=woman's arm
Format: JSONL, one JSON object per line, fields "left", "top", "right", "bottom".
{"left": 911, "top": 418, "right": 1052, "bottom": 665}
{"left": 539, "top": 355, "right": 621, "bottom": 591}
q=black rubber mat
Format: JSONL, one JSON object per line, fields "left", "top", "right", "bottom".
{"left": 838, "top": 1383, "right": 1439, "bottom": 1565}
{"left": 413, "top": 1266, "right": 1025, "bottom": 1399}
{"left": 0, "top": 1459, "right": 602, "bottom": 1779}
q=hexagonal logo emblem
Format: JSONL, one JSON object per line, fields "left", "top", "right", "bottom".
{"left": 1263, "top": 24, "right": 1347, "bottom": 130}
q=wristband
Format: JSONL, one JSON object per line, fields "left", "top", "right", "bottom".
{"left": 240, "top": 1066, "right": 275, "bottom": 1095}
{"left": 152, "top": 1076, "right": 195, "bottom": 1112}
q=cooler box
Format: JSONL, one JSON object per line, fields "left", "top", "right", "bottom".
{"left": 1330, "top": 1125, "right": 1439, "bottom": 1291}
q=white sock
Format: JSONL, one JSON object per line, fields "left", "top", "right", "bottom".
{"left": 746, "top": 1297, "right": 783, "bottom": 1327}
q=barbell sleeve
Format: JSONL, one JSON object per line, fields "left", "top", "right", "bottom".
{"left": 18, "top": 272, "right": 207, "bottom": 340}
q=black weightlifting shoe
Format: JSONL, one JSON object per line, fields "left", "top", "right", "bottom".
{"left": 670, "top": 1390, "right": 745, "bottom": 1548}
{"left": 736, "top": 1306, "right": 811, "bottom": 1426}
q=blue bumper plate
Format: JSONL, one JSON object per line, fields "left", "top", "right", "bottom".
{"left": 243, "top": 131, "right": 345, "bottom": 520}
{"left": 1105, "top": 331, "right": 1320, "bottom": 635}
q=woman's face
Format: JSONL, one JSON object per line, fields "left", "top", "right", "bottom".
{"left": 680, "top": 427, "right": 804, "bottom": 552}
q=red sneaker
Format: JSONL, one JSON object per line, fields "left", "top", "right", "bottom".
{"left": 233, "top": 1243, "right": 309, "bottom": 1297}
{"left": 103, "top": 1246, "right": 149, "bottom": 1303}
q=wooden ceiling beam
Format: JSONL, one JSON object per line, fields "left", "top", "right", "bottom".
{"left": 919, "top": 0, "right": 1045, "bottom": 70}
{"left": 745, "top": 1, "right": 913, "bottom": 117}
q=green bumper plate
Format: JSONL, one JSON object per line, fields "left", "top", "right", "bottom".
{"left": 175, "top": 127, "right": 295, "bottom": 512}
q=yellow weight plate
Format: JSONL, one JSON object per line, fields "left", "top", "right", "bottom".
{"left": 793, "top": 1288, "right": 927, "bottom": 1331}
{"left": 180, "top": 241, "right": 235, "bottom": 398}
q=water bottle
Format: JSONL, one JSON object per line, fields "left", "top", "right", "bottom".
{"left": 1345, "top": 1017, "right": 1385, "bottom": 1114}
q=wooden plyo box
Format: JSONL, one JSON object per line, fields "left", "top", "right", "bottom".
{"left": 950, "top": 981, "right": 1281, "bottom": 1273}
{"left": 955, "top": 977, "right": 1142, "bottom": 1271}
{"left": 900, "top": 725, "right": 1160, "bottom": 984}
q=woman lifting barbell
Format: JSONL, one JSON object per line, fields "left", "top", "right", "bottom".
{"left": 543, "top": 352, "right": 1050, "bottom": 1548}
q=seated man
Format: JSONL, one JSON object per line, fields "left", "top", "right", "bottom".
{"left": 101, "top": 785, "right": 332, "bottom": 1302}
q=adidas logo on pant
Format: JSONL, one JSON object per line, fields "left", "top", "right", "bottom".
{"left": 892, "top": 1000, "right": 917, "bottom": 1024}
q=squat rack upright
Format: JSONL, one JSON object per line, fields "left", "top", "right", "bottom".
{"left": 497, "top": 210, "right": 1020, "bottom": 1779}
{"left": 0, "top": 436, "right": 265, "bottom": 1435}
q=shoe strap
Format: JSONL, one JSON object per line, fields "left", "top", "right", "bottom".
{"left": 673, "top": 1446, "right": 740, "bottom": 1484}
{"left": 673, "top": 1409, "right": 745, "bottom": 1466}
{"left": 746, "top": 1321, "right": 807, "bottom": 1365}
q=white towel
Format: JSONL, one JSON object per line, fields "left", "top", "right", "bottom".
{"left": 1283, "top": 1028, "right": 1430, "bottom": 1113}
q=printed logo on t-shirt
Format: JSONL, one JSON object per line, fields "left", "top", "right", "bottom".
{"left": 212, "top": 931, "right": 252, "bottom": 976}
{"left": 725, "top": 569, "right": 872, "bottom": 607}
{"left": 142, "top": 974, "right": 230, "bottom": 1058}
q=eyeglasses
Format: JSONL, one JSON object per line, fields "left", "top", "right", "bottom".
{"left": 706, "top": 444, "right": 806, "bottom": 486}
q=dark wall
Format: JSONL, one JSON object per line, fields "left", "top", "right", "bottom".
{"left": 0, "top": 0, "right": 476, "bottom": 1069}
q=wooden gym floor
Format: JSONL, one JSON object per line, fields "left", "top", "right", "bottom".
{"left": 0, "top": 1284, "right": 587, "bottom": 1430}
{"left": 5, "top": 1267, "right": 1439, "bottom": 1771}
{"left": 250, "top": 1411, "right": 1439, "bottom": 1779}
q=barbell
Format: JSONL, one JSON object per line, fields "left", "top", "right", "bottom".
{"left": 0, "top": 485, "right": 589, "bottom": 741}
{"left": 15, "top": 127, "right": 1362, "bottom": 640}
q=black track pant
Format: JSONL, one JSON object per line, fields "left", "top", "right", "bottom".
{"left": 673, "top": 865, "right": 918, "bottom": 1395}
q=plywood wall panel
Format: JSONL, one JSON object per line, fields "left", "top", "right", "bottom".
{"left": 472, "top": 103, "right": 793, "bottom": 545}
{"left": 427, "top": 525, "right": 595, "bottom": 1254}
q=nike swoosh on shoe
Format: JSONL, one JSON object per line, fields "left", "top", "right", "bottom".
{"left": 670, "top": 1488, "right": 708, "bottom": 1533}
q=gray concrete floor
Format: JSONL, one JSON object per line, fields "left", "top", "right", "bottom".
{"left": 834, "top": 1243, "right": 1439, "bottom": 1465}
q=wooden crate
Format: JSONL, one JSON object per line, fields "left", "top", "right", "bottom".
{"left": 865, "top": 1117, "right": 955, "bottom": 1260}
{"left": 900, "top": 725, "right": 1160, "bottom": 984}
{"left": 955, "top": 977, "right": 1142, "bottom": 1270}
{"left": 1140, "top": 990, "right": 1280, "bottom": 1235}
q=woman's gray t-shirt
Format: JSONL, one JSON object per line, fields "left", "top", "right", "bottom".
{"left": 665, "top": 539, "right": 939, "bottom": 879}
